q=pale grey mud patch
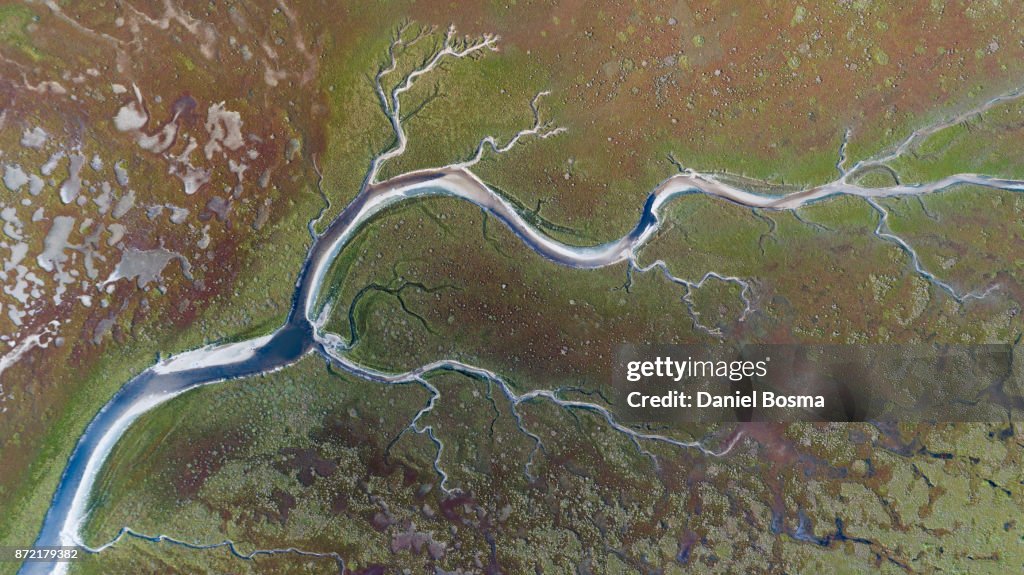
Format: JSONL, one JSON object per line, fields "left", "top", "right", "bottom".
{"left": 1, "top": 207, "right": 24, "bottom": 240}
{"left": 106, "top": 223, "right": 125, "bottom": 246}
{"left": 104, "top": 247, "right": 192, "bottom": 289}
{"left": 112, "top": 189, "right": 135, "bottom": 218}
{"left": 20, "top": 127, "right": 48, "bottom": 149}
{"left": 37, "top": 216, "right": 76, "bottom": 272}
{"left": 40, "top": 150, "right": 64, "bottom": 176}
{"left": 113, "top": 160, "right": 129, "bottom": 186}
{"left": 113, "top": 101, "right": 148, "bottom": 132}
{"left": 167, "top": 206, "right": 189, "bottom": 224}
{"left": 203, "top": 102, "right": 244, "bottom": 159}
{"left": 28, "top": 174, "right": 44, "bottom": 196}
{"left": 3, "top": 165, "right": 29, "bottom": 192}
{"left": 58, "top": 153, "right": 86, "bottom": 204}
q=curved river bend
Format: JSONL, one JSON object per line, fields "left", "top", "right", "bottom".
{"left": 20, "top": 164, "right": 1024, "bottom": 575}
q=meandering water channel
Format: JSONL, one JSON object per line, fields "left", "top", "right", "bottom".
{"left": 19, "top": 162, "right": 1024, "bottom": 575}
